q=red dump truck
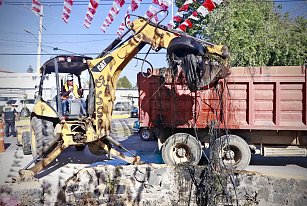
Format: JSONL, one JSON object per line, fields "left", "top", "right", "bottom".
{"left": 137, "top": 66, "right": 307, "bottom": 169}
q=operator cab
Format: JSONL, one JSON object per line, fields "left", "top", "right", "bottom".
{"left": 36, "top": 55, "right": 93, "bottom": 118}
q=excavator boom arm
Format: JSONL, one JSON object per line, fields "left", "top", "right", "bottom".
{"left": 87, "top": 18, "right": 179, "bottom": 136}
{"left": 88, "top": 17, "right": 229, "bottom": 138}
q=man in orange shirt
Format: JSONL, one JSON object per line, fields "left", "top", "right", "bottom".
{"left": 61, "top": 74, "right": 86, "bottom": 115}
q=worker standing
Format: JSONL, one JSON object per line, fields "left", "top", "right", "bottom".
{"left": 2, "top": 105, "right": 18, "bottom": 137}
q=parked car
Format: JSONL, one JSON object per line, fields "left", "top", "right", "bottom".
{"left": 130, "top": 106, "right": 138, "bottom": 118}
{"left": 5, "top": 98, "right": 35, "bottom": 117}
{"left": 114, "top": 101, "right": 131, "bottom": 111}
{"left": 133, "top": 119, "right": 156, "bottom": 141}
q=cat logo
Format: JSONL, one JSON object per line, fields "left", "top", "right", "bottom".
{"left": 92, "top": 56, "right": 113, "bottom": 72}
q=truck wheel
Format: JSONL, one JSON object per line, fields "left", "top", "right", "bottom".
{"left": 139, "top": 128, "right": 154, "bottom": 141}
{"left": 213, "top": 135, "right": 251, "bottom": 170}
{"left": 22, "top": 131, "right": 32, "bottom": 155}
{"left": 20, "top": 108, "right": 30, "bottom": 117}
{"left": 162, "top": 133, "right": 202, "bottom": 165}
{"left": 31, "top": 116, "right": 57, "bottom": 158}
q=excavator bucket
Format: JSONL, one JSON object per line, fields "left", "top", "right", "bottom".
{"left": 167, "top": 36, "right": 230, "bottom": 91}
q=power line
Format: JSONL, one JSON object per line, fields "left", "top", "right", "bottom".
{"left": 0, "top": 32, "right": 118, "bottom": 36}
{"left": 3, "top": 0, "right": 152, "bottom": 6}
{"left": 0, "top": 37, "right": 115, "bottom": 44}
{"left": 2, "top": 0, "right": 307, "bottom": 5}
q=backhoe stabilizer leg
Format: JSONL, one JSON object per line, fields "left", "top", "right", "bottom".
{"left": 18, "top": 144, "right": 67, "bottom": 181}
{"left": 98, "top": 140, "right": 141, "bottom": 164}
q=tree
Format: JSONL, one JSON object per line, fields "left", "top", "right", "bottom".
{"left": 117, "top": 76, "right": 132, "bottom": 88}
{"left": 176, "top": 0, "right": 307, "bottom": 67}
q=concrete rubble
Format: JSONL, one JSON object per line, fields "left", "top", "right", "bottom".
{"left": 1, "top": 164, "right": 306, "bottom": 206}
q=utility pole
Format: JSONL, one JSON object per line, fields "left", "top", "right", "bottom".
{"left": 171, "top": 0, "right": 174, "bottom": 20}
{"left": 37, "top": 5, "right": 43, "bottom": 75}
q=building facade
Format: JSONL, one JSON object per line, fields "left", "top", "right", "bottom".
{"left": 0, "top": 71, "right": 138, "bottom": 107}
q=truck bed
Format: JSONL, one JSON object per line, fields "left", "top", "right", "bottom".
{"left": 137, "top": 66, "right": 307, "bottom": 131}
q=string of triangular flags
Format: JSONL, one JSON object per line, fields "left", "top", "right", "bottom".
{"left": 62, "top": 0, "right": 74, "bottom": 23}
{"left": 143, "top": 0, "right": 171, "bottom": 24}
{"left": 100, "top": 0, "right": 125, "bottom": 33}
{"left": 116, "top": 3, "right": 134, "bottom": 37}
{"left": 168, "top": 0, "right": 223, "bottom": 32}
{"left": 1, "top": 0, "right": 223, "bottom": 36}
{"left": 0, "top": 0, "right": 44, "bottom": 15}
{"left": 84, "top": 0, "right": 100, "bottom": 27}
{"left": 32, "top": 0, "right": 42, "bottom": 15}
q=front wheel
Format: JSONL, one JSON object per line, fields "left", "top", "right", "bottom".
{"left": 139, "top": 128, "right": 155, "bottom": 141}
{"left": 162, "top": 133, "right": 202, "bottom": 165}
{"left": 31, "top": 116, "right": 57, "bottom": 158}
{"left": 212, "top": 135, "right": 251, "bottom": 170}
{"left": 22, "top": 131, "right": 31, "bottom": 155}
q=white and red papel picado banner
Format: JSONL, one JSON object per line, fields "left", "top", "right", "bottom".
{"left": 84, "top": 0, "right": 100, "bottom": 28}
{"left": 1, "top": 0, "right": 224, "bottom": 35}
{"left": 169, "top": 0, "right": 223, "bottom": 32}
{"left": 62, "top": 0, "right": 74, "bottom": 23}
{"left": 32, "top": 0, "right": 42, "bottom": 15}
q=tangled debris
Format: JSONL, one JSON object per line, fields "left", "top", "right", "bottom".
{"left": 167, "top": 36, "right": 229, "bottom": 92}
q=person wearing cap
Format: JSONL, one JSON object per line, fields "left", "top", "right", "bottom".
{"left": 2, "top": 105, "right": 18, "bottom": 137}
{"left": 61, "top": 74, "right": 86, "bottom": 115}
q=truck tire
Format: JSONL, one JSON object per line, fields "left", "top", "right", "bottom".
{"left": 20, "top": 108, "right": 30, "bottom": 117}
{"left": 162, "top": 133, "right": 202, "bottom": 165}
{"left": 213, "top": 135, "right": 251, "bottom": 170}
{"left": 22, "top": 131, "right": 32, "bottom": 155}
{"left": 31, "top": 116, "right": 57, "bottom": 158}
{"left": 139, "top": 128, "right": 155, "bottom": 141}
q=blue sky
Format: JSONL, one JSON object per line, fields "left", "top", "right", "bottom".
{"left": 0, "top": 0, "right": 306, "bottom": 85}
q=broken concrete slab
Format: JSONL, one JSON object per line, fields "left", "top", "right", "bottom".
{"left": 2, "top": 164, "right": 306, "bottom": 206}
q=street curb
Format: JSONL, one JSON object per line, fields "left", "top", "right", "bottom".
{"left": 112, "top": 114, "right": 130, "bottom": 119}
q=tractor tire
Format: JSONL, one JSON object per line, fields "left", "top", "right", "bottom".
{"left": 167, "top": 36, "right": 209, "bottom": 92}
{"left": 31, "top": 116, "right": 57, "bottom": 158}
{"left": 162, "top": 133, "right": 202, "bottom": 165}
{"left": 20, "top": 108, "right": 30, "bottom": 117}
{"left": 167, "top": 36, "right": 205, "bottom": 57}
{"left": 139, "top": 128, "right": 155, "bottom": 141}
{"left": 212, "top": 135, "right": 251, "bottom": 170}
{"left": 22, "top": 131, "right": 32, "bottom": 155}
{"left": 75, "top": 145, "right": 86, "bottom": 151}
